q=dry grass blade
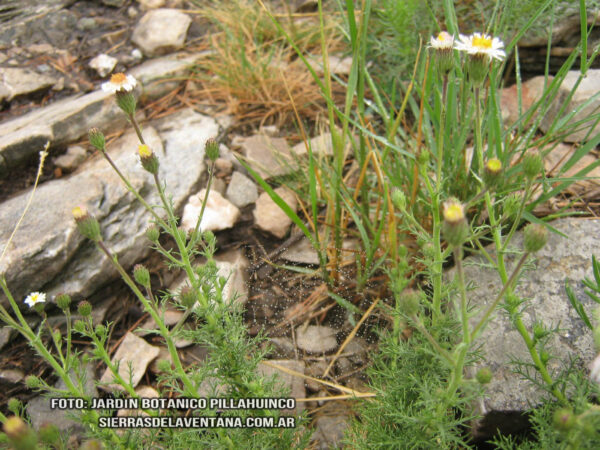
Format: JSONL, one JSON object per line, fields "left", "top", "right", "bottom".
{"left": 322, "top": 298, "right": 379, "bottom": 378}
{"left": 260, "top": 360, "right": 375, "bottom": 398}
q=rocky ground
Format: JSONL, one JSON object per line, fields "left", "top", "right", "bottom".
{"left": 1, "top": 1, "right": 600, "bottom": 448}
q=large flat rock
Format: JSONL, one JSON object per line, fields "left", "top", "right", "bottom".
{"left": 0, "top": 53, "right": 207, "bottom": 177}
{"left": 0, "top": 108, "right": 217, "bottom": 309}
{"left": 453, "top": 218, "right": 599, "bottom": 435}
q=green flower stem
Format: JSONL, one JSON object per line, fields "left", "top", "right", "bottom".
{"left": 453, "top": 247, "right": 470, "bottom": 346}
{"left": 431, "top": 75, "right": 449, "bottom": 326}
{"left": 152, "top": 173, "right": 203, "bottom": 306}
{"left": 470, "top": 253, "right": 528, "bottom": 341}
{"left": 128, "top": 112, "right": 146, "bottom": 147}
{"left": 501, "top": 180, "right": 533, "bottom": 253}
{"left": 86, "top": 320, "right": 145, "bottom": 402}
{"left": 0, "top": 280, "right": 122, "bottom": 444}
{"left": 0, "top": 410, "right": 7, "bottom": 423}
{"left": 65, "top": 310, "right": 72, "bottom": 365}
{"left": 512, "top": 315, "right": 567, "bottom": 403}
{"left": 422, "top": 165, "right": 443, "bottom": 323}
{"left": 191, "top": 160, "right": 216, "bottom": 244}
{"left": 100, "top": 150, "right": 167, "bottom": 230}
{"left": 95, "top": 240, "right": 198, "bottom": 397}
{"left": 410, "top": 314, "right": 455, "bottom": 366}
{"left": 446, "top": 342, "right": 468, "bottom": 403}
{"left": 42, "top": 314, "right": 66, "bottom": 368}
{"left": 474, "top": 87, "right": 484, "bottom": 176}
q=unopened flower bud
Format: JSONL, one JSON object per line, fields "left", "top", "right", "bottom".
{"left": 442, "top": 198, "right": 469, "bottom": 247}
{"left": 392, "top": 190, "right": 406, "bottom": 211}
{"left": 95, "top": 324, "right": 106, "bottom": 336}
{"left": 77, "top": 300, "right": 92, "bottom": 317}
{"left": 72, "top": 206, "right": 101, "bottom": 242}
{"left": 73, "top": 320, "right": 86, "bottom": 333}
{"left": 503, "top": 193, "right": 521, "bottom": 220}
{"left": 88, "top": 128, "right": 105, "bottom": 151}
{"left": 553, "top": 408, "right": 576, "bottom": 432}
{"left": 138, "top": 144, "right": 159, "bottom": 174}
{"left": 523, "top": 223, "right": 548, "bottom": 253}
{"left": 483, "top": 157, "right": 502, "bottom": 188}
{"left": 146, "top": 225, "right": 160, "bottom": 242}
{"left": 55, "top": 293, "right": 71, "bottom": 310}
{"left": 522, "top": 150, "right": 543, "bottom": 180}
{"left": 133, "top": 264, "right": 151, "bottom": 287}
{"left": 205, "top": 138, "right": 220, "bottom": 161}
{"left": 25, "top": 375, "right": 41, "bottom": 389}
{"left": 156, "top": 359, "right": 172, "bottom": 373}
{"left": 533, "top": 323, "right": 546, "bottom": 341}
{"left": 3, "top": 415, "right": 36, "bottom": 448}
{"left": 38, "top": 423, "right": 60, "bottom": 445}
{"left": 475, "top": 367, "right": 493, "bottom": 384}
{"left": 7, "top": 398, "right": 21, "bottom": 414}
{"left": 179, "top": 286, "right": 196, "bottom": 309}
{"left": 398, "top": 289, "right": 421, "bottom": 316}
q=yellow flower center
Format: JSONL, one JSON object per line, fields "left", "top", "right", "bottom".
{"left": 30, "top": 294, "right": 40, "bottom": 303}
{"left": 138, "top": 144, "right": 152, "bottom": 158}
{"left": 72, "top": 206, "right": 86, "bottom": 220}
{"left": 486, "top": 158, "right": 502, "bottom": 173}
{"left": 444, "top": 203, "right": 464, "bottom": 223}
{"left": 110, "top": 73, "right": 127, "bottom": 85}
{"left": 438, "top": 32, "right": 446, "bottom": 41}
{"left": 472, "top": 35, "right": 492, "bottom": 49}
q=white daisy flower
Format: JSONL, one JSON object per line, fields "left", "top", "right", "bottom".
{"left": 454, "top": 32, "right": 506, "bottom": 61}
{"left": 24, "top": 292, "right": 46, "bottom": 308}
{"left": 429, "top": 31, "right": 454, "bottom": 50}
{"left": 101, "top": 73, "right": 137, "bottom": 93}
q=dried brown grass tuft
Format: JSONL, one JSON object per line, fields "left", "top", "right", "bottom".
{"left": 189, "top": 0, "right": 347, "bottom": 128}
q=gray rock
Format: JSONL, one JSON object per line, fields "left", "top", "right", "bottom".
{"left": 0, "top": 368, "right": 24, "bottom": 383}
{"left": 214, "top": 158, "right": 233, "bottom": 178}
{"left": 540, "top": 69, "right": 600, "bottom": 142}
{"left": 500, "top": 76, "right": 549, "bottom": 127}
{"left": 181, "top": 189, "right": 240, "bottom": 232}
{"left": 139, "top": 309, "right": 184, "bottom": 335}
{"left": 137, "top": 0, "right": 166, "bottom": 8}
{"left": 53, "top": 145, "right": 87, "bottom": 172}
{"left": 258, "top": 359, "right": 306, "bottom": 414}
{"left": 240, "top": 134, "right": 295, "bottom": 179}
{"left": 226, "top": 171, "right": 258, "bottom": 208}
{"left": 99, "top": 332, "right": 160, "bottom": 392}
{"left": 291, "top": 131, "right": 335, "bottom": 157}
{"left": 312, "top": 414, "right": 349, "bottom": 449}
{"left": 0, "top": 109, "right": 217, "bottom": 309}
{"left": 88, "top": 53, "right": 118, "bottom": 77}
{"left": 282, "top": 237, "right": 320, "bottom": 265}
{"left": 76, "top": 17, "right": 97, "bottom": 32}
{"left": 0, "top": 67, "right": 57, "bottom": 102}
{"left": 215, "top": 249, "right": 250, "bottom": 305}
{"left": 0, "top": 326, "right": 13, "bottom": 350}
{"left": 132, "top": 9, "right": 192, "bottom": 57}
{"left": 253, "top": 187, "right": 297, "bottom": 239}
{"left": 102, "top": 0, "right": 127, "bottom": 6}
{"left": 451, "top": 218, "right": 599, "bottom": 433}
{"left": 27, "top": 364, "right": 97, "bottom": 432}
{"left": 268, "top": 337, "right": 296, "bottom": 359}
{"left": 296, "top": 325, "right": 337, "bottom": 354}
{"left": 0, "top": 52, "right": 206, "bottom": 178}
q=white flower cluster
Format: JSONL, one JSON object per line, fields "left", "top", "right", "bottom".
{"left": 429, "top": 31, "right": 506, "bottom": 61}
